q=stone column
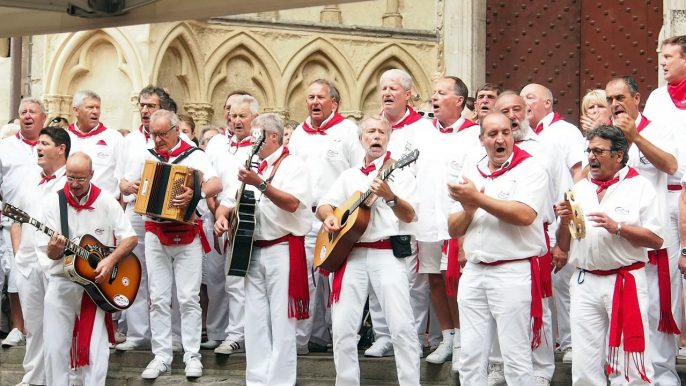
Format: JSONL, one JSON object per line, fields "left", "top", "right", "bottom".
{"left": 658, "top": 0, "right": 686, "bottom": 86}
{"left": 382, "top": 0, "right": 403, "bottom": 28}
{"left": 184, "top": 102, "right": 214, "bottom": 130}
{"left": 42, "top": 94, "right": 73, "bottom": 122}
{"left": 130, "top": 94, "right": 141, "bottom": 130}
{"left": 320, "top": 5, "right": 342, "bottom": 24}
{"left": 262, "top": 106, "right": 289, "bottom": 121}
{"left": 443, "top": 0, "right": 487, "bottom": 93}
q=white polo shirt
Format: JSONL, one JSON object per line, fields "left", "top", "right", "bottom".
{"left": 36, "top": 184, "right": 137, "bottom": 277}
{"left": 450, "top": 151, "right": 549, "bottom": 263}
{"left": 288, "top": 114, "right": 365, "bottom": 207}
{"left": 14, "top": 166, "right": 67, "bottom": 277}
{"left": 568, "top": 167, "right": 663, "bottom": 271}
{"left": 624, "top": 114, "right": 676, "bottom": 248}
{"left": 67, "top": 123, "right": 123, "bottom": 199}
{"left": 220, "top": 146, "right": 312, "bottom": 240}
{"left": 318, "top": 153, "right": 418, "bottom": 243}
{"left": 0, "top": 133, "right": 41, "bottom": 223}
{"left": 536, "top": 112, "right": 586, "bottom": 172}
{"left": 644, "top": 86, "right": 686, "bottom": 185}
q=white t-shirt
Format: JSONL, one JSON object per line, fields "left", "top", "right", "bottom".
{"left": 450, "top": 152, "right": 549, "bottom": 263}
{"left": 644, "top": 86, "right": 686, "bottom": 185}
{"left": 0, "top": 134, "right": 41, "bottom": 225}
{"left": 318, "top": 153, "right": 418, "bottom": 243}
{"left": 536, "top": 112, "right": 585, "bottom": 172}
{"left": 67, "top": 123, "right": 123, "bottom": 199}
{"left": 568, "top": 167, "right": 663, "bottom": 271}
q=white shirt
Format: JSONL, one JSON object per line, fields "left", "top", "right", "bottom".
{"left": 14, "top": 166, "right": 67, "bottom": 277}
{"left": 450, "top": 153, "right": 549, "bottom": 263}
{"left": 568, "top": 167, "right": 663, "bottom": 270}
{"left": 68, "top": 123, "right": 123, "bottom": 199}
{"left": 318, "top": 153, "right": 419, "bottom": 242}
{"left": 644, "top": 85, "right": 686, "bottom": 185}
{"left": 0, "top": 134, "right": 41, "bottom": 225}
{"left": 206, "top": 134, "right": 254, "bottom": 171}
{"left": 220, "top": 146, "right": 312, "bottom": 240}
{"left": 536, "top": 112, "right": 586, "bottom": 172}
{"left": 288, "top": 114, "right": 365, "bottom": 206}
{"left": 36, "top": 183, "right": 137, "bottom": 277}
{"left": 625, "top": 114, "right": 676, "bottom": 248}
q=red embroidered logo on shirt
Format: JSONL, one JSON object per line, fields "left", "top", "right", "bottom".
{"left": 96, "top": 140, "right": 107, "bottom": 146}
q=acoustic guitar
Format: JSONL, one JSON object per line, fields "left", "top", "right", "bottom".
{"left": 226, "top": 131, "right": 266, "bottom": 276}
{"left": 3, "top": 203, "right": 141, "bottom": 313}
{"left": 314, "top": 149, "right": 420, "bottom": 272}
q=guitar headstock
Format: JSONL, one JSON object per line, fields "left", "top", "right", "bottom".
{"left": 251, "top": 130, "right": 266, "bottom": 158}
{"left": 395, "top": 149, "right": 420, "bottom": 170}
{"left": 2, "top": 203, "right": 30, "bottom": 224}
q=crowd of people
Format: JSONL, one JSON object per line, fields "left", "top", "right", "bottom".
{"left": 2, "top": 33, "right": 686, "bottom": 386}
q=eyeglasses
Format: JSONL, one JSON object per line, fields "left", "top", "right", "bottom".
{"left": 50, "top": 117, "right": 67, "bottom": 124}
{"left": 66, "top": 176, "right": 88, "bottom": 182}
{"left": 139, "top": 103, "right": 158, "bottom": 110}
{"left": 584, "top": 148, "right": 615, "bottom": 157}
{"left": 417, "top": 110, "right": 435, "bottom": 119}
{"left": 150, "top": 125, "right": 176, "bottom": 139}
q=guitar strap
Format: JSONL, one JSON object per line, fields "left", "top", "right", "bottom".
{"left": 146, "top": 146, "right": 200, "bottom": 164}
{"left": 58, "top": 190, "right": 69, "bottom": 237}
{"left": 265, "top": 152, "right": 290, "bottom": 184}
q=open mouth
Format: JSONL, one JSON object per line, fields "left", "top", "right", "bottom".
{"left": 383, "top": 98, "right": 394, "bottom": 104}
{"left": 613, "top": 108, "right": 625, "bottom": 117}
{"left": 590, "top": 161, "right": 601, "bottom": 169}
{"left": 37, "top": 152, "right": 44, "bottom": 159}
{"left": 312, "top": 107, "right": 322, "bottom": 114}
{"left": 510, "top": 120, "right": 520, "bottom": 129}
{"left": 495, "top": 146, "right": 506, "bottom": 153}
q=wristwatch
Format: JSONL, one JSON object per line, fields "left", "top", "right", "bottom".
{"left": 615, "top": 223, "right": 622, "bottom": 237}
{"left": 386, "top": 195, "right": 398, "bottom": 208}
{"left": 258, "top": 181, "right": 268, "bottom": 192}
{"left": 681, "top": 247, "right": 686, "bottom": 257}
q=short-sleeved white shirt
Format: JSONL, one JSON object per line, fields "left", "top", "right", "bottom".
{"left": 14, "top": 166, "right": 67, "bottom": 277}
{"left": 568, "top": 167, "right": 663, "bottom": 271}
{"left": 36, "top": 184, "right": 137, "bottom": 277}
{"left": 536, "top": 112, "right": 585, "bottom": 172}
{"left": 0, "top": 134, "right": 41, "bottom": 223}
{"left": 644, "top": 86, "right": 686, "bottom": 185}
{"left": 67, "top": 123, "right": 123, "bottom": 199}
{"left": 288, "top": 114, "right": 365, "bottom": 206}
{"left": 450, "top": 152, "right": 549, "bottom": 263}
{"left": 220, "top": 146, "right": 312, "bottom": 240}
{"left": 318, "top": 153, "right": 418, "bottom": 242}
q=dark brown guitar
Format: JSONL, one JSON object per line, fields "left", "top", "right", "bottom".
{"left": 3, "top": 203, "right": 141, "bottom": 313}
{"left": 313, "top": 150, "right": 419, "bottom": 272}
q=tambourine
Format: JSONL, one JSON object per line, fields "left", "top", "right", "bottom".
{"left": 565, "top": 190, "right": 586, "bottom": 240}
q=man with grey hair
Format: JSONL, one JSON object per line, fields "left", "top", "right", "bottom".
{"left": 67, "top": 89, "right": 122, "bottom": 199}
{"left": 289, "top": 79, "right": 364, "bottom": 355}
{"left": 206, "top": 94, "right": 259, "bottom": 166}
{"left": 0, "top": 97, "right": 46, "bottom": 349}
{"left": 140, "top": 109, "right": 223, "bottom": 380}
{"left": 215, "top": 113, "right": 311, "bottom": 385}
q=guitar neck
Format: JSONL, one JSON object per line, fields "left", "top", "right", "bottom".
{"left": 25, "top": 217, "right": 87, "bottom": 259}
{"left": 351, "top": 165, "right": 397, "bottom": 212}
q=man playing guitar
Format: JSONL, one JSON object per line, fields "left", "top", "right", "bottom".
{"left": 38, "top": 152, "right": 138, "bottom": 386}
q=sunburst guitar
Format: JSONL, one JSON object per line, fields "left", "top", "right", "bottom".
{"left": 3, "top": 203, "right": 141, "bottom": 312}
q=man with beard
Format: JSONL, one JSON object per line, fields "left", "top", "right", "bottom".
{"left": 425, "top": 75, "right": 480, "bottom": 370}
{"left": 0, "top": 98, "right": 45, "bottom": 348}
{"left": 448, "top": 112, "right": 549, "bottom": 385}
{"left": 67, "top": 90, "right": 123, "bottom": 199}
{"left": 288, "top": 79, "right": 364, "bottom": 355}
{"left": 605, "top": 75, "right": 680, "bottom": 385}
{"left": 474, "top": 83, "right": 501, "bottom": 123}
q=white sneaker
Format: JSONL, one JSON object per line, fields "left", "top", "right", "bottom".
{"left": 487, "top": 363, "right": 506, "bottom": 386}
{"left": 562, "top": 347, "right": 573, "bottom": 363}
{"left": 200, "top": 340, "right": 220, "bottom": 350}
{"left": 172, "top": 341, "right": 183, "bottom": 352}
{"left": 364, "top": 340, "right": 394, "bottom": 357}
{"left": 535, "top": 376, "right": 550, "bottom": 386}
{"left": 2, "top": 328, "right": 25, "bottom": 347}
{"left": 115, "top": 340, "right": 145, "bottom": 351}
{"left": 184, "top": 357, "right": 203, "bottom": 378}
{"left": 297, "top": 345, "right": 309, "bottom": 356}
{"left": 451, "top": 346, "right": 461, "bottom": 373}
{"left": 141, "top": 358, "right": 171, "bottom": 379}
{"left": 114, "top": 331, "right": 126, "bottom": 344}
{"left": 678, "top": 347, "right": 686, "bottom": 360}
{"left": 425, "top": 341, "right": 453, "bottom": 364}
{"left": 214, "top": 340, "right": 244, "bottom": 355}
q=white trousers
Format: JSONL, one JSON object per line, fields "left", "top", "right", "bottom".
{"left": 369, "top": 241, "right": 428, "bottom": 348}
{"left": 553, "top": 262, "right": 574, "bottom": 350}
{"left": 296, "top": 220, "right": 329, "bottom": 349}
{"left": 570, "top": 267, "right": 653, "bottom": 385}
{"left": 202, "top": 217, "right": 230, "bottom": 341}
{"left": 332, "top": 247, "right": 420, "bottom": 386}
{"left": 458, "top": 260, "right": 535, "bottom": 386}
{"left": 244, "top": 243, "right": 297, "bottom": 386}
{"left": 145, "top": 233, "right": 202, "bottom": 364}
{"left": 121, "top": 206, "right": 151, "bottom": 345}
{"left": 2, "top": 226, "right": 17, "bottom": 293}
{"left": 223, "top": 238, "right": 246, "bottom": 343}
{"left": 44, "top": 275, "right": 110, "bottom": 386}
{"left": 16, "top": 263, "right": 48, "bottom": 385}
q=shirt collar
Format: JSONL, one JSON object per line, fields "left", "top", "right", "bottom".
{"left": 70, "top": 183, "right": 93, "bottom": 205}
{"left": 477, "top": 150, "right": 516, "bottom": 175}
{"left": 537, "top": 111, "right": 555, "bottom": 129}
{"left": 436, "top": 117, "right": 464, "bottom": 131}
{"left": 383, "top": 108, "right": 410, "bottom": 127}
{"left": 260, "top": 146, "right": 286, "bottom": 170}
{"left": 306, "top": 111, "right": 336, "bottom": 129}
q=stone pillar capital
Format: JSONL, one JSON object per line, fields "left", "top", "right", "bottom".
{"left": 184, "top": 102, "right": 214, "bottom": 128}
{"left": 42, "top": 94, "right": 73, "bottom": 123}
{"left": 262, "top": 107, "right": 289, "bottom": 121}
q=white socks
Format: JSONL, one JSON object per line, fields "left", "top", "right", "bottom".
{"left": 453, "top": 328, "right": 461, "bottom": 348}
{"left": 442, "top": 329, "right": 455, "bottom": 348}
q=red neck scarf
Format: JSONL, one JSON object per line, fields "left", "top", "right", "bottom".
{"left": 15, "top": 132, "right": 38, "bottom": 147}
{"left": 155, "top": 140, "right": 192, "bottom": 162}
{"left": 139, "top": 125, "right": 150, "bottom": 142}
{"left": 636, "top": 115, "right": 651, "bottom": 133}
{"left": 360, "top": 151, "right": 391, "bottom": 175}
{"left": 667, "top": 78, "right": 686, "bottom": 110}
{"left": 647, "top": 249, "right": 681, "bottom": 337}
{"left": 68, "top": 123, "right": 107, "bottom": 139}
{"left": 38, "top": 174, "right": 56, "bottom": 186}
{"left": 63, "top": 182, "right": 101, "bottom": 212}
{"left": 477, "top": 146, "right": 531, "bottom": 179}
{"left": 534, "top": 112, "right": 562, "bottom": 135}
{"left": 433, "top": 118, "right": 478, "bottom": 134}
{"left": 389, "top": 107, "right": 423, "bottom": 130}
{"left": 302, "top": 113, "right": 346, "bottom": 135}
{"left": 230, "top": 136, "right": 252, "bottom": 149}
{"left": 257, "top": 147, "right": 289, "bottom": 176}
{"left": 590, "top": 167, "right": 639, "bottom": 194}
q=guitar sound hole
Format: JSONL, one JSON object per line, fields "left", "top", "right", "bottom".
{"left": 340, "top": 210, "right": 349, "bottom": 227}
{"left": 88, "top": 254, "right": 100, "bottom": 270}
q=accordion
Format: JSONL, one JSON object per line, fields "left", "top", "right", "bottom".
{"left": 134, "top": 160, "right": 203, "bottom": 223}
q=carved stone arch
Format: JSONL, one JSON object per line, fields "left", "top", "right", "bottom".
{"left": 357, "top": 44, "right": 433, "bottom": 117}
{"left": 204, "top": 32, "right": 279, "bottom": 127}
{"left": 151, "top": 22, "right": 205, "bottom": 107}
{"left": 280, "top": 37, "right": 357, "bottom": 121}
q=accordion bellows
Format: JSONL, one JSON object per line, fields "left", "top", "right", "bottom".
{"left": 134, "top": 160, "right": 203, "bottom": 223}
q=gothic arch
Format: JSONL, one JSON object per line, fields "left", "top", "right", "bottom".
{"left": 151, "top": 22, "right": 205, "bottom": 102}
